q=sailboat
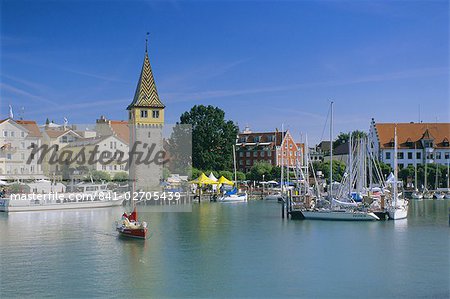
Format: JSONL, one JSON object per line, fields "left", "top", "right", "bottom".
{"left": 386, "top": 126, "right": 408, "bottom": 220}
{"left": 300, "top": 102, "right": 379, "bottom": 221}
{"left": 116, "top": 206, "right": 148, "bottom": 239}
{"left": 218, "top": 145, "right": 247, "bottom": 202}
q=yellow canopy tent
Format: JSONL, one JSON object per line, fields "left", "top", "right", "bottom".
{"left": 218, "top": 176, "right": 234, "bottom": 186}
{"left": 190, "top": 173, "right": 219, "bottom": 185}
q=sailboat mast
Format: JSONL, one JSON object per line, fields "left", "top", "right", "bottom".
{"left": 281, "top": 124, "right": 284, "bottom": 194}
{"left": 348, "top": 132, "right": 352, "bottom": 197}
{"left": 232, "top": 145, "right": 237, "bottom": 184}
{"left": 329, "top": 101, "right": 333, "bottom": 200}
{"left": 393, "top": 126, "right": 398, "bottom": 206}
{"left": 414, "top": 143, "right": 418, "bottom": 191}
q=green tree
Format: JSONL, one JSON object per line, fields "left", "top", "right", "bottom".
{"left": 314, "top": 160, "right": 346, "bottom": 183}
{"left": 86, "top": 170, "right": 111, "bottom": 182}
{"left": 113, "top": 171, "right": 129, "bottom": 182}
{"left": 270, "top": 166, "right": 281, "bottom": 181}
{"left": 218, "top": 170, "right": 233, "bottom": 180}
{"left": 166, "top": 123, "right": 192, "bottom": 175}
{"left": 377, "top": 161, "right": 392, "bottom": 181}
{"left": 236, "top": 171, "right": 246, "bottom": 181}
{"left": 248, "top": 161, "right": 272, "bottom": 181}
{"left": 333, "top": 130, "right": 368, "bottom": 149}
{"left": 179, "top": 105, "right": 239, "bottom": 171}
{"left": 189, "top": 167, "right": 202, "bottom": 180}
{"left": 399, "top": 165, "right": 414, "bottom": 185}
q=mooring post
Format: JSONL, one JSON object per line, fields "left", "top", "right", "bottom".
{"left": 281, "top": 201, "right": 285, "bottom": 219}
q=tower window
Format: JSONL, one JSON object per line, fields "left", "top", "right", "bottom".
{"left": 152, "top": 110, "right": 160, "bottom": 118}
{"left": 140, "top": 110, "right": 148, "bottom": 118}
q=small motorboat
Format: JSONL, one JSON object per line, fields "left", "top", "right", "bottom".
{"left": 218, "top": 188, "right": 247, "bottom": 203}
{"left": 116, "top": 207, "right": 148, "bottom": 239}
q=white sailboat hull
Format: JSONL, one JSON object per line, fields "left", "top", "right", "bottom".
{"left": 219, "top": 193, "right": 247, "bottom": 203}
{"left": 301, "top": 210, "right": 380, "bottom": 221}
{"left": 387, "top": 207, "right": 408, "bottom": 220}
{"left": 0, "top": 196, "right": 124, "bottom": 212}
{"left": 411, "top": 192, "right": 423, "bottom": 200}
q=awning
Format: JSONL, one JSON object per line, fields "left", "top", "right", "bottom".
{"left": 218, "top": 176, "right": 234, "bottom": 185}
{"left": 190, "top": 173, "right": 219, "bottom": 185}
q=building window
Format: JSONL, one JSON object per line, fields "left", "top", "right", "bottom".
{"left": 246, "top": 152, "right": 250, "bottom": 157}
{"left": 3, "top": 131, "right": 7, "bottom": 137}
{"left": 268, "top": 151, "right": 272, "bottom": 157}
{"left": 21, "top": 132, "right": 25, "bottom": 137}
{"left": 7, "top": 154, "right": 12, "bottom": 160}
{"left": 385, "top": 152, "right": 391, "bottom": 160}
{"left": 152, "top": 110, "right": 159, "bottom": 118}
{"left": 407, "top": 152, "right": 412, "bottom": 159}
{"left": 140, "top": 110, "right": 148, "bottom": 118}
{"left": 21, "top": 153, "right": 25, "bottom": 160}
{"left": 445, "top": 152, "right": 450, "bottom": 159}
{"left": 398, "top": 163, "right": 404, "bottom": 169}
{"left": 254, "top": 136, "right": 260, "bottom": 143}
{"left": 10, "top": 131, "right": 14, "bottom": 137}
{"left": 397, "top": 152, "right": 404, "bottom": 159}
{"left": 435, "top": 152, "right": 441, "bottom": 159}
{"left": 246, "top": 160, "right": 250, "bottom": 165}
{"left": 239, "top": 160, "right": 243, "bottom": 165}
{"left": 416, "top": 152, "right": 421, "bottom": 159}
{"left": 261, "top": 151, "right": 265, "bottom": 157}
{"left": 239, "top": 152, "right": 243, "bottom": 157}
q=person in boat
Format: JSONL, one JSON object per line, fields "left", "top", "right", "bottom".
{"left": 122, "top": 212, "right": 128, "bottom": 220}
{"left": 128, "top": 210, "right": 137, "bottom": 222}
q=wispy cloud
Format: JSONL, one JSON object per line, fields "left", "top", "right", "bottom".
{"left": 0, "top": 82, "right": 57, "bottom": 105}
{"left": 26, "top": 98, "right": 129, "bottom": 116}
{"left": 163, "top": 66, "right": 448, "bottom": 103}
{"left": 57, "top": 67, "right": 132, "bottom": 83}
{"left": 158, "top": 58, "right": 250, "bottom": 89}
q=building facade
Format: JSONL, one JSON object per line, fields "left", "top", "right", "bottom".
{"left": 235, "top": 127, "right": 303, "bottom": 173}
{"left": 0, "top": 119, "right": 44, "bottom": 180}
{"left": 369, "top": 119, "right": 450, "bottom": 169}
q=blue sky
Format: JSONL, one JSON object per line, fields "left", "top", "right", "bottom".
{"left": 1, "top": 0, "right": 448, "bottom": 144}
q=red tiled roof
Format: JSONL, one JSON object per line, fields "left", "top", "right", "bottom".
{"left": 375, "top": 123, "right": 450, "bottom": 149}
{"left": 44, "top": 130, "right": 71, "bottom": 138}
{"left": 110, "top": 120, "right": 129, "bottom": 144}
{"left": 15, "top": 120, "right": 42, "bottom": 137}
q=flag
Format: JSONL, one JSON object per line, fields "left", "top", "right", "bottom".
{"left": 8, "top": 105, "right": 13, "bottom": 119}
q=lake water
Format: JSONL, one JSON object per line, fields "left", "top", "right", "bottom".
{"left": 0, "top": 200, "right": 449, "bottom": 298}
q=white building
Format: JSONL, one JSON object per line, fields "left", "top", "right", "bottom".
{"left": 369, "top": 119, "right": 450, "bottom": 169}
{"left": 0, "top": 118, "right": 45, "bottom": 180}
{"left": 63, "top": 135, "right": 129, "bottom": 176}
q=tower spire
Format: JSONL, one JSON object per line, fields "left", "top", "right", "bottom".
{"left": 145, "top": 32, "right": 149, "bottom": 53}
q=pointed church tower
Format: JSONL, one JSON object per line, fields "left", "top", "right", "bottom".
{"left": 127, "top": 41, "right": 165, "bottom": 126}
{"left": 128, "top": 38, "right": 165, "bottom": 192}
